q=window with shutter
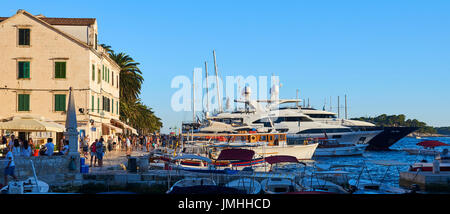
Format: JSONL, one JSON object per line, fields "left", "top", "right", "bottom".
{"left": 18, "top": 61, "right": 30, "bottom": 79}
{"left": 92, "top": 64, "right": 95, "bottom": 81}
{"left": 54, "top": 94, "right": 66, "bottom": 111}
{"left": 18, "top": 29, "right": 30, "bottom": 46}
{"left": 18, "top": 94, "right": 30, "bottom": 111}
{"left": 55, "top": 62, "right": 66, "bottom": 79}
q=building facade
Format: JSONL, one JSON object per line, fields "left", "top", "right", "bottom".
{"left": 0, "top": 10, "right": 132, "bottom": 146}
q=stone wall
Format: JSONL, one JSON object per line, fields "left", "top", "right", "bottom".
{"left": 0, "top": 155, "right": 74, "bottom": 183}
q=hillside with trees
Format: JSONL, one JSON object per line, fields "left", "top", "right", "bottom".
{"left": 351, "top": 114, "right": 437, "bottom": 134}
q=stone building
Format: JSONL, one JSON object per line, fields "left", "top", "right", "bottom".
{"left": 0, "top": 9, "right": 134, "bottom": 147}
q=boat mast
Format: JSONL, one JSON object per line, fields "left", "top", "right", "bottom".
{"left": 192, "top": 69, "right": 195, "bottom": 142}
{"left": 337, "top": 96, "right": 340, "bottom": 118}
{"left": 213, "top": 50, "right": 222, "bottom": 113}
{"left": 345, "top": 94, "right": 348, "bottom": 120}
{"left": 296, "top": 89, "right": 299, "bottom": 108}
{"left": 205, "top": 61, "right": 209, "bottom": 113}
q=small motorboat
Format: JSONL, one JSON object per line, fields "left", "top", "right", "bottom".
{"left": 260, "top": 177, "right": 303, "bottom": 194}
{"left": 166, "top": 178, "right": 216, "bottom": 194}
{"left": 311, "top": 138, "right": 368, "bottom": 157}
{"left": 225, "top": 178, "right": 261, "bottom": 194}
{"left": 409, "top": 162, "right": 450, "bottom": 172}
{"left": 1, "top": 177, "right": 49, "bottom": 194}
{"left": 348, "top": 179, "right": 407, "bottom": 194}
{"left": 300, "top": 176, "right": 348, "bottom": 194}
{"left": 403, "top": 140, "right": 449, "bottom": 156}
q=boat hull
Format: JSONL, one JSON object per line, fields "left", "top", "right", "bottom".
{"left": 250, "top": 143, "right": 318, "bottom": 160}
{"left": 314, "top": 144, "right": 368, "bottom": 157}
{"left": 363, "top": 127, "right": 418, "bottom": 150}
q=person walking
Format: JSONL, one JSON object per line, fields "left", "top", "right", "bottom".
{"left": 96, "top": 138, "right": 104, "bottom": 168}
{"left": 3, "top": 147, "right": 17, "bottom": 187}
{"left": 89, "top": 139, "right": 97, "bottom": 167}
{"left": 126, "top": 136, "right": 131, "bottom": 156}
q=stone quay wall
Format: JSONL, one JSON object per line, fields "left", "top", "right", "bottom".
{"left": 0, "top": 156, "right": 74, "bottom": 184}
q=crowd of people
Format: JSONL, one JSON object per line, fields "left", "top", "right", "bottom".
{"left": 1, "top": 133, "right": 181, "bottom": 187}
{"left": 77, "top": 134, "right": 182, "bottom": 168}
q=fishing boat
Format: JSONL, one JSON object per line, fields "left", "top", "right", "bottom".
{"left": 310, "top": 138, "right": 368, "bottom": 157}
{"left": 225, "top": 178, "right": 262, "bottom": 194}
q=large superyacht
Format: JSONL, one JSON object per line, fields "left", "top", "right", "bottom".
{"left": 299, "top": 106, "right": 418, "bottom": 150}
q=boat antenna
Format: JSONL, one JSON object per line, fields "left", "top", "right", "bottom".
{"left": 337, "top": 96, "right": 340, "bottom": 118}
{"left": 345, "top": 94, "right": 348, "bottom": 120}
{"left": 213, "top": 50, "right": 222, "bottom": 113}
{"left": 296, "top": 89, "right": 299, "bottom": 108}
{"left": 205, "top": 61, "right": 209, "bottom": 114}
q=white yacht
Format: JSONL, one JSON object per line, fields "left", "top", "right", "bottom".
{"left": 207, "top": 101, "right": 380, "bottom": 146}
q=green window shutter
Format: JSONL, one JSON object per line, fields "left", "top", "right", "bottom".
{"left": 18, "top": 94, "right": 30, "bottom": 111}
{"left": 55, "top": 94, "right": 66, "bottom": 111}
{"left": 91, "top": 95, "right": 94, "bottom": 112}
{"left": 102, "top": 65, "right": 104, "bottom": 80}
{"left": 98, "top": 69, "right": 101, "bottom": 83}
{"left": 97, "top": 98, "right": 100, "bottom": 113}
{"left": 117, "top": 101, "right": 119, "bottom": 115}
{"left": 112, "top": 98, "right": 114, "bottom": 114}
{"left": 55, "top": 62, "right": 66, "bottom": 78}
{"left": 18, "top": 61, "right": 30, "bottom": 78}
{"left": 92, "top": 64, "right": 95, "bottom": 81}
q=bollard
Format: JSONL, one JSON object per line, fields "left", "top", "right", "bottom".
{"left": 128, "top": 157, "right": 137, "bottom": 173}
{"left": 432, "top": 159, "right": 440, "bottom": 174}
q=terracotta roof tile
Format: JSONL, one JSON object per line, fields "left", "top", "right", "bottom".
{"left": 0, "top": 16, "right": 96, "bottom": 26}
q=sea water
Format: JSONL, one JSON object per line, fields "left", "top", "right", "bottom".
{"left": 311, "top": 137, "right": 450, "bottom": 192}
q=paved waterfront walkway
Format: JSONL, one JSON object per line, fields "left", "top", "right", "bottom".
{"left": 83, "top": 149, "right": 151, "bottom": 174}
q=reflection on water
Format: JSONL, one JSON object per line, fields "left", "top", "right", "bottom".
{"left": 312, "top": 137, "right": 450, "bottom": 190}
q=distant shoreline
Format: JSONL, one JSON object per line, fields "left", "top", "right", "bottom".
{"left": 407, "top": 132, "right": 450, "bottom": 138}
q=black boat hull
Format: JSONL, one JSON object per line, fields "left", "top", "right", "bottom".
{"left": 365, "top": 127, "right": 418, "bottom": 150}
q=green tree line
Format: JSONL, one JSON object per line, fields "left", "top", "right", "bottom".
{"left": 351, "top": 114, "right": 437, "bottom": 134}
{"left": 101, "top": 44, "right": 162, "bottom": 134}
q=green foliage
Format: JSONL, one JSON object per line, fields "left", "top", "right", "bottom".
{"left": 351, "top": 114, "right": 436, "bottom": 133}
{"left": 436, "top": 127, "right": 450, "bottom": 135}
{"left": 103, "top": 44, "right": 163, "bottom": 133}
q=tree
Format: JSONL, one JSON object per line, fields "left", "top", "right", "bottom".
{"left": 104, "top": 45, "right": 162, "bottom": 133}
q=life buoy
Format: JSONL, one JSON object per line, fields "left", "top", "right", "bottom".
{"left": 250, "top": 135, "right": 257, "bottom": 142}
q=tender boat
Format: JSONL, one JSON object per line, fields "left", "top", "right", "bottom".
{"left": 166, "top": 178, "right": 216, "bottom": 194}
{"left": 225, "top": 178, "right": 261, "bottom": 194}
{"left": 311, "top": 138, "right": 368, "bottom": 157}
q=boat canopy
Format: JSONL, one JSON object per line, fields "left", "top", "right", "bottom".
{"left": 417, "top": 140, "right": 449, "bottom": 148}
{"left": 217, "top": 149, "right": 255, "bottom": 161}
{"left": 172, "top": 154, "right": 212, "bottom": 163}
{"left": 369, "top": 160, "right": 409, "bottom": 166}
{"left": 264, "top": 155, "right": 299, "bottom": 165}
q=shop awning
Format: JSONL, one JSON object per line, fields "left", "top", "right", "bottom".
{"left": 102, "top": 123, "right": 123, "bottom": 133}
{"left": 0, "top": 115, "right": 65, "bottom": 132}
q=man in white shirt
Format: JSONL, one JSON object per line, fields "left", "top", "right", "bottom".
{"left": 3, "top": 147, "right": 17, "bottom": 186}
{"left": 45, "top": 138, "right": 55, "bottom": 156}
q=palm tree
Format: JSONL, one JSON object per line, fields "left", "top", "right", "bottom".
{"left": 109, "top": 52, "right": 144, "bottom": 102}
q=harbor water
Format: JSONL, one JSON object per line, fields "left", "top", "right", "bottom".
{"left": 313, "top": 137, "right": 450, "bottom": 191}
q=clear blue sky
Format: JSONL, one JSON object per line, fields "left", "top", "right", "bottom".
{"left": 3, "top": 0, "right": 450, "bottom": 133}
